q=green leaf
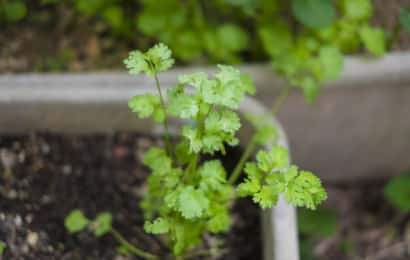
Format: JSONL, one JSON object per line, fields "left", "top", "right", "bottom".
{"left": 291, "top": 0, "right": 335, "bottom": 29}
{"left": 384, "top": 173, "right": 410, "bottom": 212}
{"left": 143, "top": 147, "right": 172, "bottom": 175}
{"left": 341, "top": 0, "right": 372, "bottom": 20}
{"left": 199, "top": 160, "right": 227, "bottom": 191}
{"left": 124, "top": 43, "right": 174, "bottom": 76}
{"left": 359, "top": 26, "right": 386, "bottom": 56}
{"left": 318, "top": 46, "right": 344, "bottom": 81}
{"left": 207, "top": 206, "right": 230, "bottom": 233}
{"left": 298, "top": 207, "right": 337, "bottom": 237}
{"left": 177, "top": 186, "right": 209, "bottom": 219}
{"left": 3, "top": 0, "right": 27, "bottom": 22}
{"left": 94, "top": 212, "right": 112, "bottom": 237}
{"left": 128, "top": 94, "right": 161, "bottom": 119}
{"left": 253, "top": 185, "right": 280, "bottom": 209}
{"left": 182, "top": 126, "right": 202, "bottom": 153}
{"left": 399, "top": 8, "right": 410, "bottom": 34}
{"left": 167, "top": 93, "right": 199, "bottom": 119}
{"left": 0, "top": 240, "right": 5, "bottom": 255}
{"left": 217, "top": 24, "right": 249, "bottom": 52}
{"left": 144, "top": 217, "right": 170, "bottom": 234}
{"left": 244, "top": 113, "right": 278, "bottom": 145}
{"left": 65, "top": 209, "right": 90, "bottom": 233}
{"left": 300, "top": 77, "right": 320, "bottom": 103}
{"left": 256, "top": 146, "right": 289, "bottom": 172}
{"left": 259, "top": 20, "right": 292, "bottom": 57}
{"left": 205, "top": 110, "right": 241, "bottom": 134}
{"left": 285, "top": 171, "right": 327, "bottom": 210}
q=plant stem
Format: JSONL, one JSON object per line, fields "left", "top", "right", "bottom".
{"left": 388, "top": 23, "right": 402, "bottom": 50}
{"left": 153, "top": 73, "right": 173, "bottom": 157}
{"left": 271, "top": 85, "right": 290, "bottom": 115}
{"left": 110, "top": 228, "right": 157, "bottom": 259}
{"left": 228, "top": 137, "right": 257, "bottom": 184}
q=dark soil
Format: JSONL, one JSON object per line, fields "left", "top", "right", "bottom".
{"left": 0, "top": 132, "right": 261, "bottom": 260}
{"left": 302, "top": 181, "right": 410, "bottom": 260}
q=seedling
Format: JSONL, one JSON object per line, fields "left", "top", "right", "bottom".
{"left": 66, "top": 43, "right": 326, "bottom": 258}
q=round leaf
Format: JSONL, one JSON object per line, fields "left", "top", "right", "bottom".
{"left": 291, "top": 0, "right": 335, "bottom": 29}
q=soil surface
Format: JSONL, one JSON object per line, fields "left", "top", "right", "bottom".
{"left": 0, "top": 132, "right": 261, "bottom": 260}
{"left": 302, "top": 182, "right": 410, "bottom": 260}
{"left": 1, "top": 0, "right": 410, "bottom": 73}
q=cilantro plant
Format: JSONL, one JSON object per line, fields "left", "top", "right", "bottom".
{"left": 66, "top": 43, "right": 327, "bottom": 258}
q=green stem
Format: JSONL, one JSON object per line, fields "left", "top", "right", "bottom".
{"left": 388, "top": 23, "right": 402, "bottom": 50}
{"left": 271, "top": 85, "right": 290, "bottom": 115}
{"left": 153, "top": 73, "right": 173, "bottom": 157}
{"left": 110, "top": 229, "right": 157, "bottom": 259}
{"left": 228, "top": 137, "right": 257, "bottom": 184}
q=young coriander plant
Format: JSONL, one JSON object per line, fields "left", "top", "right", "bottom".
{"left": 65, "top": 43, "right": 327, "bottom": 259}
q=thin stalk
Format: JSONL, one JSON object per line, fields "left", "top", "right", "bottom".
{"left": 271, "top": 85, "right": 290, "bottom": 115}
{"left": 153, "top": 73, "right": 173, "bottom": 157}
{"left": 110, "top": 228, "right": 157, "bottom": 259}
{"left": 228, "top": 137, "right": 257, "bottom": 184}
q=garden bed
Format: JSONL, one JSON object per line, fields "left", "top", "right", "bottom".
{"left": 0, "top": 132, "right": 261, "bottom": 259}
{"left": 301, "top": 181, "right": 410, "bottom": 260}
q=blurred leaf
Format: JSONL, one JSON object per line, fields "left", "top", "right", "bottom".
{"left": 359, "top": 26, "right": 386, "bottom": 56}
{"left": 384, "top": 172, "right": 410, "bottom": 212}
{"left": 341, "top": 0, "right": 372, "bottom": 20}
{"left": 0, "top": 241, "right": 5, "bottom": 255}
{"left": 298, "top": 207, "right": 337, "bottom": 237}
{"left": 102, "top": 6, "right": 125, "bottom": 30}
{"left": 65, "top": 210, "right": 90, "bottom": 233}
{"left": 291, "top": 0, "right": 335, "bottom": 29}
{"left": 217, "top": 24, "right": 249, "bottom": 52}
{"left": 399, "top": 8, "right": 410, "bottom": 34}
{"left": 259, "top": 20, "right": 292, "bottom": 57}
{"left": 300, "top": 77, "right": 320, "bottom": 103}
{"left": 2, "top": 0, "right": 27, "bottom": 22}
{"left": 93, "top": 212, "right": 112, "bottom": 237}
{"left": 318, "top": 46, "right": 344, "bottom": 81}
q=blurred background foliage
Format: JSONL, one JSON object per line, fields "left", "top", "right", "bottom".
{"left": 1, "top": 0, "right": 409, "bottom": 100}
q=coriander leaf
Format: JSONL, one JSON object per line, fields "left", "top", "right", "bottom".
{"left": 359, "top": 26, "right": 386, "bottom": 56}
{"left": 207, "top": 206, "right": 230, "bottom": 233}
{"left": 256, "top": 146, "right": 289, "bottom": 172}
{"left": 341, "top": 0, "right": 372, "bottom": 20}
{"left": 167, "top": 93, "right": 199, "bottom": 119}
{"left": 291, "top": 0, "right": 335, "bottom": 29}
{"left": 244, "top": 113, "right": 278, "bottom": 145}
{"left": 145, "top": 43, "right": 175, "bottom": 72}
{"left": 3, "top": 0, "right": 27, "bottom": 22}
{"left": 199, "top": 160, "right": 227, "bottom": 191}
{"left": 285, "top": 171, "right": 327, "bottom": 210}
{"left": 128, "top": 94, "right": 160, "bottom": 118}
{"left": 65, "top": 209, "right": 90, "bottom": 233}
{"left": 124, "top": 50, "right": 149, "bottom": 75}
{"left": 318, "top": 46, "right": 344, "bottom": 81}
{"left": 144, "top": 217, "right": 170, "bottom": 234}
{"left": 177, "top": 186, "right": 209, "bottom": 219}
{"left": 300, "top": 77, "right": 321, "bottom": 103}
{"left": 182, "top": 126, "right": 202, "bottom": 153}
{"left": 253, "top": 185, "right": 279, "bottom": 209}
{"left": 178, "top": 72, "right": 209, "bottom": 90}
{"left": 143, "top": 147, "right": 172, "bottom": 175}
{"left": 205, "top": 110, "right": 241, "bottom": 134}
{"left": 201, "top": 134, "right": 224, "bottom": 154}
{"left": 94, "top": 212, "right": 112, "bottom": 237}
{"left": 400, "top": 8, "right": 410, "bottom": 34}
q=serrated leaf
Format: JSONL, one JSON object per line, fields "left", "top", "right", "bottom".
{"left": 384, "top": 173, "right": 410, "bottom": 212}
{"left": 207, "top": 206, "right": 230, "bottom": 233}
{"left": 359, "top": 26, "right": 386, "bottom": 56}
{"left": 182, "top": 126, "right": 202, "bottom": 153}
{"left": 400, "top": 8, "right": 410, "bottom": 34}
{"left": 285, "top": 171, "right": 327, "bottom": 210}
{"left": 144, "top": 217, "right": 170, "bottom": 234}
{"left": 291, "top": 0, "right": 335, "bottom": 29}
{"left": 94, "top": 212, "right": 112, "bottom": 237}
{"left": 128, "top": 94, "right": 161, "bottom": 118}
{"left": 177, "top": 186, "right": 209, "bottom": 219}
{"left": 65, "top": 209, "right": 90, "bottom": 233}
{"left": 318, "top": 46, "right": 344, "bottom": 81}
{"left": 205, "top": 110, "right": 241, "bottom": 134}
{"left": 341, "top": 0, "right": 372, "bottom": 20}
{"left": 253, "top": 185, "right": 279, "bottom": 209}
{"left": 178, "top": 72, "right": 209, "bottom": 90}
{"left": 143, "top": 147, "right": 172, "bottom": 175}
{"left": 199, "top": 160, "right": 227, "bottom": 191}
{"left": 167, "top": 93, "right": 199, "bottom": 119}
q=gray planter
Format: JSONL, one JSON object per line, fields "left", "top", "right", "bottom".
{"left": 0, "top": 82, "right": 298, "bottom": 260}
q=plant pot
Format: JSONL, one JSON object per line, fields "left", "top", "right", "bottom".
{"left": 0, "top": 81, "right": 299, "bottom": 260}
